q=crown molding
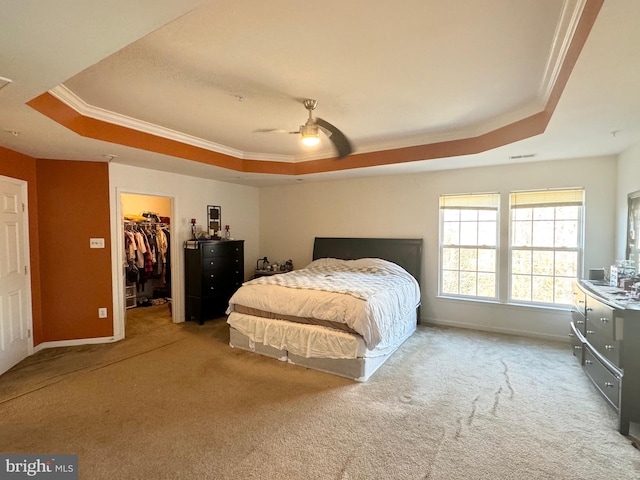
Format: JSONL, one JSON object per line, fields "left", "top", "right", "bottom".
{"left": 49, "top": 84, "right": 255, "bottom": 160}
{"left": 539, "top": 0, "right": 587, "bottom": 102}
{"left": 50, "top": 79, "right": 550, "bottom": 162}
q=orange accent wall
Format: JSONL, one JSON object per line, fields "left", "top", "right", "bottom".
{"left": 0, "top": 147, "right": 43, "bottom": 344}
{"left": 35, "top": 159, "right": 113, "bottom": 341}
{"left": 1, "top": 149, "right": 114, "bottom": 345}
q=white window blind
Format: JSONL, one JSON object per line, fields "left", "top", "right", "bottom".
{"left": 510, "top": 189, "right": 584, "bottom": 208}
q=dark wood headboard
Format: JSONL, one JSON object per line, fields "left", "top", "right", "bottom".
{"left": 312, "top": 237, "right": 423, "bottom": 285}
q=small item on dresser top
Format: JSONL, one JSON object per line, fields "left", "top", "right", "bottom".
{"left": 190, "top": 218, "right": 197, "bottom": 240}
{"left": 612, "top": 259, "right": 636, "bottom": 288}
{"left": 256, "top": 256, "right": 269, "bottom": 271}
{"left": 620, "top": 277, "right": 634, "bottom": 290}
{"left": 225, "top": 224, "right": 231, "bottom": 240}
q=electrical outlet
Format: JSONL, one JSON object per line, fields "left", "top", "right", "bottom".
{"left": 98, "top": 307, "right": 108, "bottom": 318}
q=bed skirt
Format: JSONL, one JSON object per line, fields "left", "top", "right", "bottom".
{"left": 227, "top": 310, "right": 416, "bottom": 381}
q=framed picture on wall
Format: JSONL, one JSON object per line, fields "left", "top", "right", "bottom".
{"left": 207, "top": 205, "right": 221, "bottom": 236}
{"left": 626, "top": 191, "right": 640, "bottom": 271}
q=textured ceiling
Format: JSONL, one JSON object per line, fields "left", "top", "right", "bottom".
{"left": 1, "top": 1, "right": 640, "bottom": 186}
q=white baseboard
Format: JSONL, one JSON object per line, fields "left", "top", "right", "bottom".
{"left": 421, "top": 317, "right": 569, "bottom": 344}
{"left": 33, "top": 335, "right": 120, "bottom": 354}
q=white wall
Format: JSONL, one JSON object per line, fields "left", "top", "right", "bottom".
{"left": 259, "top": 155, "right": 617, "bottom": 341}
{"left": 616, "top": 142, "right": 640, "bottom": 258}
{"left": 109, "top": 163, "right": 260, "bottom": 338}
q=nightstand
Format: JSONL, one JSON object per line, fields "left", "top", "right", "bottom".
{"left": 253, "top": 269, "right": 288, "bottom": 279}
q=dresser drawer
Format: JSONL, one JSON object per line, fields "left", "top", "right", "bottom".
{"left": 586, "top": 297, "right": 614, "bottom": 336}
{"left": 201, "top": 242, "right": 243, "bottom": 259}
{"left": 201, "top": 272, "right": 243, "bottom": 291}
{"left": 201, "top": 285, "right": 238, "bottom": 300}
{"left": 201, "top": 267, "right": 242, "bottom": 284}
{"left": 572, "top": 282, "right": 586, "bottom": 314}
{"left": 202, "top": 255, "right": 243, "bottom": 271}
{"left": 585, "top": 296, "right": 621, "bottom": 366}
{"left": 584, "top": 347, "right": 620, "bottom": 409}
{"left": 587, "top": 334, "right": 621, "bottom": 367}
{"left": 569, "top": 322, "right": 584, "bottom": 364}
{"left": 571, "top": 309, "right": 586, "bottom": 335}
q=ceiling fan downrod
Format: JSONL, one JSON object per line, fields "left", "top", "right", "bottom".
{"left": 300, "top": 99, "right": 320, "bottom": 145}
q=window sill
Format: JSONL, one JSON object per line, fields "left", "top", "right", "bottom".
{"left": 436, "top": 294, "right": 572, "bottom": 313}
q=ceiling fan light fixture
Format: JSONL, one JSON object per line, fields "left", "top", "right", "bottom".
{"left": 300, "top": 123, "right": 320, "bottom": 146}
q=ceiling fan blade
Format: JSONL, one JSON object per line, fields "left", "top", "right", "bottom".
{"left": 253, "top": 128, "right": 296, "bottom": 134}
{"left": 315, "top": 117, "right": 353, "bottom": 159}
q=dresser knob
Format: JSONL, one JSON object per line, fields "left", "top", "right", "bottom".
{"left": 586, "top": 360, "right": 593, "bottom": 365}
{"left": 573, "top": 345, "right": 582, "bottom": 350}
{"left": 600, "top": 317, "right": 609, "bottom": 323}
{"left": 576, "top": 320, "right": 584, "bottom": 325}
{"left": 605, "top": 344, "right": 614, "bottom": 351}
{"left": 569, "top": 332, "right": 574, "bottom": 337}
{"left": 586, "top": 330, "right": 595, "bottom": 335}
{"left": 587, "top": 307, "right": 593, "bottom": 312}
{"left": 604, "top": 382, "right": 614, "bottom": 388}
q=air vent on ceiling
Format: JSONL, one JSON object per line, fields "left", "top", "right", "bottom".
{"left": 509, "top": 153, "right": 536, "bottom": 160}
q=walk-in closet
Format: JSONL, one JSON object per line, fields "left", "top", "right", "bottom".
{"left": 122, "top": 193, "right": 174, "bottom": 330}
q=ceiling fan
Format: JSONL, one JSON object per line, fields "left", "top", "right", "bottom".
{"left": 260, "top": 99, "right": 353, "bottom": 159}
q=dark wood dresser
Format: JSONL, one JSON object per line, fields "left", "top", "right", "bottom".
{"left": 184, "top": 240, "right": 244, "bottom": 324}
{"left": 570, "top": 279, "right": 640, "bottom": 435}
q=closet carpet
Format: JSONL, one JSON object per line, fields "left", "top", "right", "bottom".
{"left": 1, "top": 305, "right": 639, "bottom": 479}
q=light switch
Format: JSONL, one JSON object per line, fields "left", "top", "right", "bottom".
{"left": 90, "top": 238, "right": 105, "bottom": 248}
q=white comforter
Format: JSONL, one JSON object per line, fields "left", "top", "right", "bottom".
{"left": 226, "top": 258, "right": 420, "bottom": 349}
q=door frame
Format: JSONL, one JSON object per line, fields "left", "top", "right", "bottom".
{"left": 0, "top": 175, "right": 34, "bottom": 371}
{"left": 111, "top": 187, "right": 181, "bottom": 340}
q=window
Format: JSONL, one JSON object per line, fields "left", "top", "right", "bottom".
{"left": 510, "top": 189, "right": 584, "bottom": 306}
{"left": 439, "top": 193, "right": 499, "bottom": 299}
{"left": 438, "top": 188, "right": 585, "bottom": 308}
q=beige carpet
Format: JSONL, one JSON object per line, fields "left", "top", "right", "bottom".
{"left": 1, "top": 305, "right": 639, "bottom": 479}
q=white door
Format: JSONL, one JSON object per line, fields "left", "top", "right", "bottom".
{"left": 0, "top": 176, "right": 32, "bottom": 375}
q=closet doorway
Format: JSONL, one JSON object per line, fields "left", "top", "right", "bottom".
{"left": 121, "top": 193, "right": 175, "bottom": 334}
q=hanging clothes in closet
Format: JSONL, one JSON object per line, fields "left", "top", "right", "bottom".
{"left": 124, "top": 216, "right": 170, "bottom": 293}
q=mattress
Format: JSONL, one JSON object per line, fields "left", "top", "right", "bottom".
{"left": 228, "top": 309, "right": 417, "bottom": 381}
{"left": 232, "top": 304, "right": 358, "bottom": 335}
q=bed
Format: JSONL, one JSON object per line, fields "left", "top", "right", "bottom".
{"left": 226, "top": 237, "right": 423, "bottom": 381}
